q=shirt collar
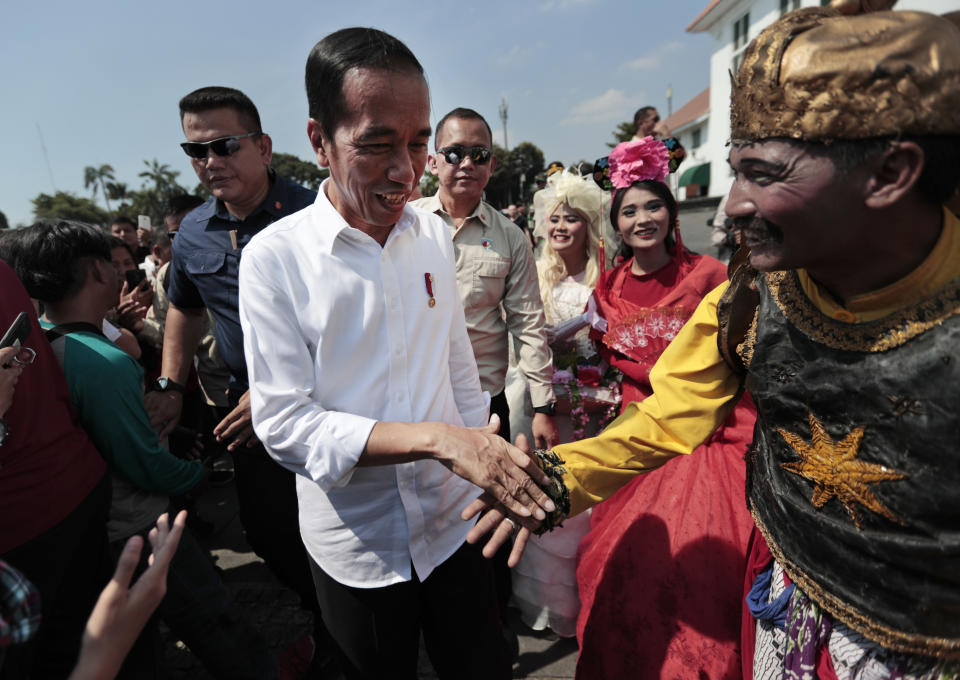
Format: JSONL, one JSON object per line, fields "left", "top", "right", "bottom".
{"left": 313, "top": 178, "right": 421, "bottom": 254}
{"left": 420, "top": 193, "right": 488, "bottom": 229}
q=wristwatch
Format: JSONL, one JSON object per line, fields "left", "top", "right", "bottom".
{"left": 533, "top": 402, "right": 557, "bottom": 416}
{"left": 153, "top": 377, "right": 185, "bottom": 394}
{"left": 0, "top": 418, "right": 8, "bottom": 447}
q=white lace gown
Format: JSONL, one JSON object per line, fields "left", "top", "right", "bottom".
{"left": 510, "top": 275, "right": 594, "bottom": 638}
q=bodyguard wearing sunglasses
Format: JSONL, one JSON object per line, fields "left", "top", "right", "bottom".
{"left": 144, "top": 86, "right": 331, "bottom": 674}
{"left": 414, "top": 109, "right": 558, "bottom": 451}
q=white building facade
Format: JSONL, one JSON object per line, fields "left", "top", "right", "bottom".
{"left": 685, "top": 0, "right": 959, "bottom": 199}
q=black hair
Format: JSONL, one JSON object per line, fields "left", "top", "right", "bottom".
{"left": 164, "top": 194, "right": 205, "bottom": 220}
{"left": 108, "top": 236, "right": 136, "bottom": 262}
{"left": 0, "top": 220, "right": 112, "bottom": 303}
{"left": 611, "top": 180, "right": 679, "bottom": 260}
{"left": 110, "top": 215, "right": 136, "bottom": 228}
{"left": 179, "top": 86, "right": 263, "bottom": 134}
{"left": 633, "top": 106, "right": 658, "bottom": 128}
{"left": 305, "top": 27, "right": 423, "bottom": 138}
{"left": 434, "top": 108, "right": 493, "bottom": 149}
{"left": 152, "top": 229, "right": 172, "bottom": 249}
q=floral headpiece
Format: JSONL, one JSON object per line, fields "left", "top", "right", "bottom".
{"left": 593, "top": 136, "right": 685, "bottom": 192}
{"left": 533, "top": 169, "right": 604, "bottom": 239}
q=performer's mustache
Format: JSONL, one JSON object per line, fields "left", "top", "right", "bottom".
{"left": 731, "top": 216, "right": 783, "bottom": 245}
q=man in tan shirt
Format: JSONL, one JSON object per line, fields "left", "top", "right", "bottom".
{"left": 414, "top": 108, "right": 558, "bottom": 449}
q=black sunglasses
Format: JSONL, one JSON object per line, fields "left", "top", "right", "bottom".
{"left": 437, "top": 145, "right": 492, "bottom": 166}
{"left": 180, "top": 132, "right": 261, "bottom": 159}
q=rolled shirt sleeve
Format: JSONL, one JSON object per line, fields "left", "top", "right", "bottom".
{"left": 239, "top": 250, "right": 376, "bottom": 491}
{"left": 553, "top": 283, "right": 746, "bottom": 516}
{"left": 501, "top": 220, "right": 556, "bottom": 408}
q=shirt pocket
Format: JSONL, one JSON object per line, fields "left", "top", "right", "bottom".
{"left": 467, "top": 256, "right": 510, "bottom": 310}
{"left": 184, "top": 251, "right": 227, "bottom": 277}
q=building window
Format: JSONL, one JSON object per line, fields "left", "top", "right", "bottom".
{"left": 692, "top": 127, "right": 702, "bottom": 149}
{"left": 780, "top": 0, "right": 800, "bottom": 14}
{"left": 732, "top": 12, "right": 750, "bottom": 73}
{"left": 733, "top": 13, "right": 750, "bottom": 49}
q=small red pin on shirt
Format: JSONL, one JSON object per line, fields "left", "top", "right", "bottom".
{"left": 424, "top": 273, "right": 436, "bottom": 308}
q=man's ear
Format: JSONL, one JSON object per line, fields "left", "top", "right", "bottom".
{"left": 91, "top": 258, "right": 111, "bottom": 286}
{"left": 863, "top": 141, "right": 924, "bottom": 210}
{"left": 257, "top": 133, "right": 273, "bottom": 167}
{"left": 489, "top": 154, "right": 498, "bottom": 174}
{"left": 427, "top": 152, "right": 439, "bottom": 175}
{"left": 307, "top": 119, "right": 331, "bottom": 168}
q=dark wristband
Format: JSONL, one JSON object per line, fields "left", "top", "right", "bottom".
{"left": 533, "top": 402, "right": 557, "bottom": 416}
{"left": 153, "top": 377, "right": 185, "bottom": 394}
{"left": 532, "top": 449, "right": 571, "bottom": 534}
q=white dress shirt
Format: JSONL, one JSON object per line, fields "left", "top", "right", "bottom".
{"left": 238, "top": 181, "right": 489, "bottom": 588}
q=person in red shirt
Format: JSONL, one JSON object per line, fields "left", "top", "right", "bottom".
{"left": 0, "top": 258, "right": 110, "bottom": 679}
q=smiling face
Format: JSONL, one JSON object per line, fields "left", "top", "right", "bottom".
{"left": 429, "top": 116, "right": 496, "bottom": 205}
{"left": 309, "top": 67, "right": 430, "bottom": 239}
{"left": 726, "top": 140, "right": 859, "bottom": 273}
{"left": 182, "top": 107, "right": 272, "bottom": 218}
{"left": 547, "top": 204, "right": 589, "bottom": 259}
{"left": 616, "top": 185, "right": 672, "bottom": 256}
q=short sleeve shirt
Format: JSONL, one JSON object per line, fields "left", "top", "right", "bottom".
{"left": 167, "top": 173, "right": 315, "bottom": 389}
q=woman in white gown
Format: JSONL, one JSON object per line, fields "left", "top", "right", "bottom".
{"left": 511, "top": 171, "right": 619, "bottom": 638}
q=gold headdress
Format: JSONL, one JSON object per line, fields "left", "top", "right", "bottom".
{"left": 730, "top": 7, "right": 960, "bottom": 143}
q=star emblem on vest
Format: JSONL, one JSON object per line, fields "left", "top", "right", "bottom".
{"left": 777, "top": 413, "right": 907, "bottom": 529}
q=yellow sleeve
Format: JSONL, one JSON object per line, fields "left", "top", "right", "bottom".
{"left": 552, "top": 281, "right": 746, "bottom": 516}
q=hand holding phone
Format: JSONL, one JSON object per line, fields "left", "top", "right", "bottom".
{"left": 0, "top": 312, "right": 30, "bottom": 350}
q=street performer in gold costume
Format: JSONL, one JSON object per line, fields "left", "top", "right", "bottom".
{"left": 467, "top": 4, "right": 960, "bottom": 677}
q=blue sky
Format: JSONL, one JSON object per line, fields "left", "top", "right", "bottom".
{"left": 0, "top": 0, "right": 715, "bottom": 226}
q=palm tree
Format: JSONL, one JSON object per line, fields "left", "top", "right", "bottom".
{"left": 83, "top": 164, "right": 116, "bottom": 212}
{"left": 105, "top": 181, "right": 129, "bottom": 204}
{"left": 138, "top": 159, "right": 180, "bottom": 194}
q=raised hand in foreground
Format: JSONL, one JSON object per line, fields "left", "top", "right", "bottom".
{"left": 69, "top": 510, "right": 187, "bottom": 680}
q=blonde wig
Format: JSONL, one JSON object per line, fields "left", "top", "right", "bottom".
{"left": 534, "top": 171, "right": 604, "bottom": 320}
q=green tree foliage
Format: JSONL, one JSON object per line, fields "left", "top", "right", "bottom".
{"left": 32, "top": 192, "right": 110, "bottom": 225}
{"left": 123, "top": 159, "right": 189, "bottom": 223}
{"left": 0, "top": 210, "right": 8, "bottom": 230}
{"left": 84, "top": 164, "right": 116, "bottom": 212}
{"left": 484, "top": 141, "right": 546, "bottom": 208}
{"left": 419, "top": 168, "right": 439, "bottom": 198}
{"left": 271, "top": 152, "right": 328, "bottom": 190}
{"left": 608, "top": 120, "right": 636, "bottom": 148}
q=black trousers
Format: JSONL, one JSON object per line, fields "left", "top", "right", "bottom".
{"left": 309, "top": 541, "right": 512, "bottom": 680}
{"left": 217, "top": 404, "right": 318, "bottom": 614}
{"left": 488, "top": 390, "right": 514, "bottom": 615}
{"left": 219, "top": 403, "right": 340, "bottom": 671}
{"left": 489, "top": 389, "right": 511, "bottom": 444}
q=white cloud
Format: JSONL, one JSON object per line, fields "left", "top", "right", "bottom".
{"left": 538, "top": 0, "right": 599, "bottom": 12}
{"left": 496, "top": 44, "right": 533, "bottom": 67}
{"left": 620, "top": 41, "right": 684, "bottom": 71}
{"left": 561, "top": 89, "right": 643, "bottom": 125}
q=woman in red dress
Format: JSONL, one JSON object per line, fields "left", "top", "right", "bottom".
{"left": 575, "top": 138, "right": 757, "bottom": 679}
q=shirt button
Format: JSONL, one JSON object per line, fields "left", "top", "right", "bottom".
{"left": 832, "top": 309, "right": 856, "bottom": 323}
{"left": 394, "top": 347, "right": 402, "bottom": 357}
{"left": 396, "top": 393, "right": 405, "bottom": 402}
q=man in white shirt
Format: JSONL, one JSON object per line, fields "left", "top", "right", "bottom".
{"left": 238, "top": 27, "right": 553, "bottom": 680}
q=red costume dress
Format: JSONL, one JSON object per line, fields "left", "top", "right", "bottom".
{"left": 575, "top": 248, "right": 757, "bottom": 679}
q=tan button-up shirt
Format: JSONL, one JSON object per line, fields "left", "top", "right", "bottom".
{"left": 413, "top": 195, "right": 555, "bottom": 407}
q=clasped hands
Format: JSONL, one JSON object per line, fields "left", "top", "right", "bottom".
{"left": 451, "top": 417, "right": 550, "bottom": 567}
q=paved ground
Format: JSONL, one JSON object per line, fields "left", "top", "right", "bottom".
{"left": 161, "top": 477, "right": 578, "bottom": 679}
